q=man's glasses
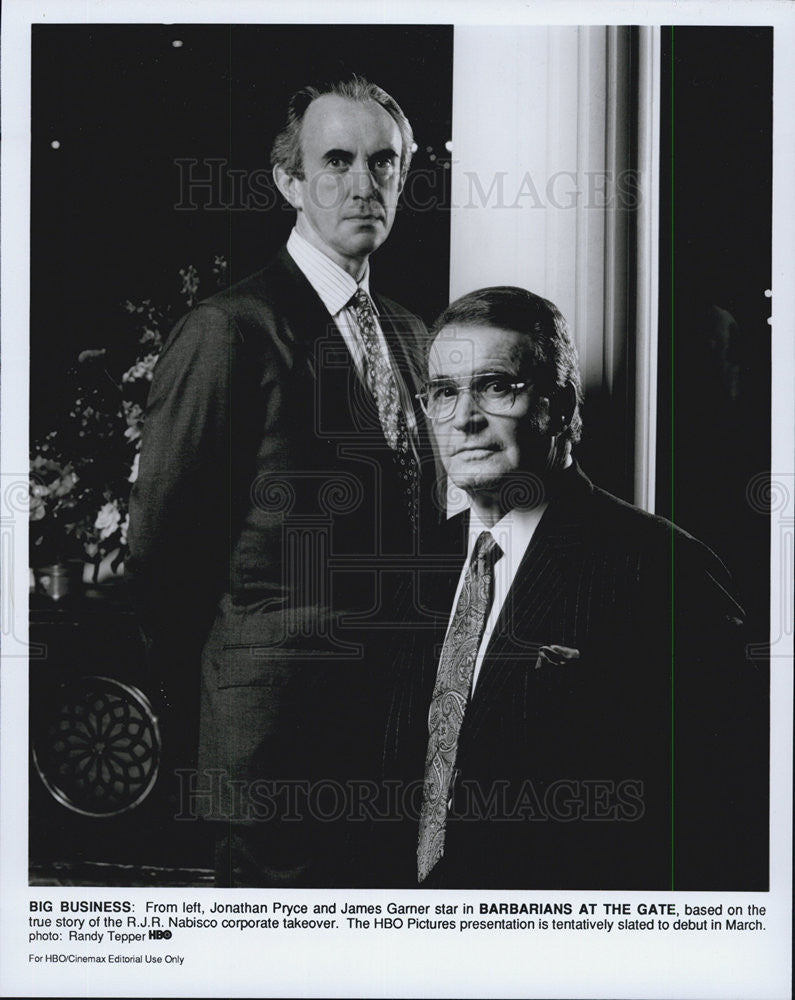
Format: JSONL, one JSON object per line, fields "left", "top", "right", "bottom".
{"left": 416, "top": 372, "right": 530, "bottom": 422}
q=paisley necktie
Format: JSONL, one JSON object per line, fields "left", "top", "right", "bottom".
{"left": 351, "top": 289, "right": 419, "bottom": 521}
{"left": 417, "top": 530, "right": 503, "bottom": 882}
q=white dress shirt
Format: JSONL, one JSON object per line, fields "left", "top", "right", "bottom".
{"left": 286, "top": 228, "right": 418, "bottom": 439}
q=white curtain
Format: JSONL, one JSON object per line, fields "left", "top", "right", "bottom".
{"left": 450, "top": 25, "right": 660, "bottom": 509}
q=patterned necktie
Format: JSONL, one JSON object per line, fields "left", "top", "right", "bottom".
{"left": 417, "top": 531, "right": 503, "bottom": 883}
{"left": 351, "top": 289, "right": 418, "bottom": 521}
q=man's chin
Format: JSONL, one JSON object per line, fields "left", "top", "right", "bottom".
{"left": 449, "top": 468, "right": 547, "bottom": 510}
{"left": 449, "top": 469, "right": 504, "bottom": 497}
{"left": 345, "top": 230, "right": 385, "bottom": 254}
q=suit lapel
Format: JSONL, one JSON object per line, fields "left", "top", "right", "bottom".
{"left": 461, "top": 467, "right": 594, "bottom": 742}
{"left": 372, "top": 292, "right": 437, "bottom": 464}
{"left": 372, "top": 294, "right": 423, "bottom": 386}
{"left": 267, "top": 249, "right": 386, "bottom": 439}
{"left": 376, "top": 296, "right": 449, "bottom": 541}
{"left": 270, "top": 248, "right": 336, "bottom": 350}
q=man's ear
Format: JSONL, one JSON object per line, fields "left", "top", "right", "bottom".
{"left": 551, "top": 381, "right": 577, "bottom": 431}
{"left": 273, "top": 165, "right": 302, "bottom": 210}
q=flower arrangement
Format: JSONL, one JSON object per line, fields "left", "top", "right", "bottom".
{"left": 30, "top": 256, "right": 229, "bottom": 582}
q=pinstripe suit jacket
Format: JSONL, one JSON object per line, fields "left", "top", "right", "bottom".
{"left": 380, "top": 464, "right": 767, "bottom": 890}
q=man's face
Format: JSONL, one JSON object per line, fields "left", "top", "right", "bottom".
{"left": 288, "top": 94, "right": 403, "bottom": 274}
{"left": 428, "top": 325, "right": 556, "bottom": 499}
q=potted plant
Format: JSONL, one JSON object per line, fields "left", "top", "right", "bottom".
{"left": 30, "top": 257, "right": 228, "bottom": 597}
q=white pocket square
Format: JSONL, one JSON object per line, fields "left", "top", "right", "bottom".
{"left": 534, "top": 644, "right": 581, "bottom": 669}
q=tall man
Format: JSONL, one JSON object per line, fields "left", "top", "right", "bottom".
{"left": 382, "top": 286, "right": 766, "bottom": 890}
{"left": 127, "top": 77, "right": 438, "bottom": 886}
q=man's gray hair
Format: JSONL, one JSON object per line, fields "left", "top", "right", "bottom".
{"left": 271, "top": 75, "right": 414, "bottom": 185}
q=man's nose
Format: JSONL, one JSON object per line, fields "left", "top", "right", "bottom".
{"left": 351, "top": 160, "right": 378, "bottom": 198}
{"left": 451, "top": 388, "right": 486, "bottom": 431}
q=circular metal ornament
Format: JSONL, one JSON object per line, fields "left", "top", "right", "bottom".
{"left": 32, "top": 676, "right": 160, "bottom": 817}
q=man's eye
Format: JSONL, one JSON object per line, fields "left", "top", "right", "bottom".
{"left": 326, "top": 158, "right": 347, "bottom": 170}
{"left": 371, "top": 158, "right": 396, "bottom": 176}
{"left": 478, "top": 376, "right": 513, "bottom": 398}
{"left": 429, "top": 382, "right": 457, "bottom": 402}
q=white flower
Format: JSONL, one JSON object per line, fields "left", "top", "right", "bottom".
{"left": 119, "top": 513, "right": 130, "bottom": 547}
{"left": 29, "top": 488, "right": 47, "bottom": 521}
{"left": 128, "top": 452, "right": 140, "bottom": 483}
{"left": 122, "top": 353, "right": 159, "bottom": 384}
{"left": 139, "top": 326, "right": 161, "bottom": 348}
{"left": 53, "top": 468, "right": 78, "bottom": 497}
{"left": 95, "top": 501, "right": 121, "bottom": 541}
{"left": 122, "top": 401, "right": 145, "bottom": 443}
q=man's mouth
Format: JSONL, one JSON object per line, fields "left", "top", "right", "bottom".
{"left": 453, "top": 445, "right": 499, "bottom": 457}
{"left": 346, "top": 213, "right": 383, "bottom": 222}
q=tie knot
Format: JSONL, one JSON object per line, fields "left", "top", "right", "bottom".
{"left": 472, "top": 531, "right": 502, "bottom": 572}
{"left": 351, "top": 288, "right": 371, "bottom": 311}
{"left": 351, "top": 290, "right": 377, "bottom": 342}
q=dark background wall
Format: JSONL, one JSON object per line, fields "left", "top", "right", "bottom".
{"left": 657, "top": 28, "right": 770, "bottom": 876}
{"left": 30, "top": 23, "right": 453, "bottom": 437}
{"left": 657, "top": 26, "right": 772, "bottom": 650}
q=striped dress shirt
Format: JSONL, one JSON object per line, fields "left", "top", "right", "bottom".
{"left": 286, "top": 228, "right": 419, "bottom": 442}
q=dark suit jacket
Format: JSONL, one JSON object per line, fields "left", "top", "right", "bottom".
{"left": 127, "top": 249, "right": 440, "bottom": 866}
{"left": 380, "top": 464, "right": 768, "bottom": 890}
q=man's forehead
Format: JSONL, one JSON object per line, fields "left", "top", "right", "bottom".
{"left": 301, "top": 94, "right": 401, "bottom": 149}
{"left": 429, "top": 325, "right": 529, "bottom": 373}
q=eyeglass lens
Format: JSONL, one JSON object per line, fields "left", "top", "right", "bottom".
{"left": 423, "top": 373, "right": 523, "bottom": 418}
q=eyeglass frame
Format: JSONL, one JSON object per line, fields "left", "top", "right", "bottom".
{"left": 415, "top": 371, "right": 533, "bottom": 422}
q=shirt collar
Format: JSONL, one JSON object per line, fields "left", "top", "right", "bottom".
{"left": 286, "top": 227, "right": 373, "bottom": 316}
{"left": 466, "top": 504, "right": 549, "bottom": 571}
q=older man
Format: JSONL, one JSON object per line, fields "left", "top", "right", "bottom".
{"left": 381, "top": 285, "right": 765, "bottom": 890}
{"left": 127, "top": 76, "right": 438, "bottom": 886}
